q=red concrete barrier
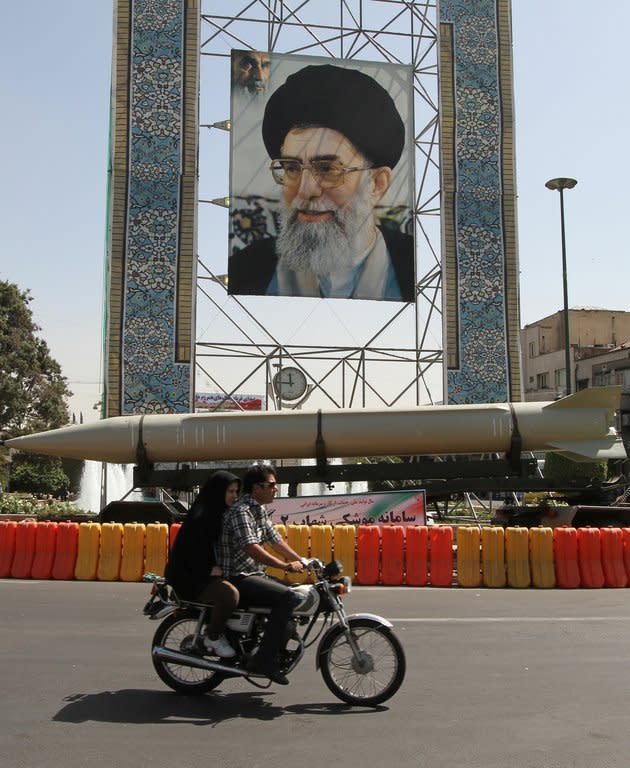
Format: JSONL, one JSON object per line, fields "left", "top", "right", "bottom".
{"left": 31, "top": 521, "right": 58, "bottom": 579}
{"left": 52, "top": 522, "right": 79, "bottom": 580}
{"left": 577, "top": 527, "right": 604, "bottom": 588}
{"left": 622, "top": 528, "right": 630, "bottom": 580}
{"left": 356, "top": 525, "right": 380, "bottom": 585}
{"left": 429, "top": 526, "right": 453, "bottom": 587}
{"left": 600, "top": 527, "right": 627, "bottom": 588}
{"left": 381, "top": 526, "right": 404, "bottom": 585}
{"left": 11, "top": 520, "right": 37, "bottom": 579}
{"left": 0, "top": 520, "right": 18, "bottom": 578}
{"left": 553, "top": 527, "right": 580, "bottom": 588}
{"left": 169, "top": 522, "right": 181, "bottom": 550}
{"left": 405, "top": 526, "right": 428, "bottom": 586}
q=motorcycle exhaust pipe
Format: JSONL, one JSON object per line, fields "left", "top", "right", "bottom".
{"left": 152, "top": 645, "right": 251, "bottom": 677}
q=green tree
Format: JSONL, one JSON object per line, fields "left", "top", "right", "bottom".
{"left": 0, "top": 280, "right": 71, "bottom": 436}
{"left": 8, "top": 453, "right": 70, "bottom": 497}
{"left": 1, "top": 281, "right": 73, "bottom": 496}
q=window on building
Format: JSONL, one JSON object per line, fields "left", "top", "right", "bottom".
{"left": 536, "top": 372, "right": 549, "bottom": 389}
{"left": 528, "top": 341, "right": 535, "bottom": 358}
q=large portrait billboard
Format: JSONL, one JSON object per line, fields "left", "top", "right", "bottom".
{"left": 228, "top": 51, "right": 415, "bottom": 303}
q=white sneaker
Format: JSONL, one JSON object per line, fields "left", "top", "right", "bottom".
{"left": 203, "top": 634, "right": 236, "bottom": 659}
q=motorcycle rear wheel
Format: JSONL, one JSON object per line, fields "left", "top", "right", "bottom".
{"left": 318, "top": 618, "right": 405, "bottom": 706}
{"left": 151, "top": 609, "right": 227, "bottom": 695}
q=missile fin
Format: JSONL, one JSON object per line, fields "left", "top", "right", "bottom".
{"left": 548, "top": 438, "right": 627, "bottom": 462}
{"left": 543, "top": 386, "right": 622, "bottom": 410}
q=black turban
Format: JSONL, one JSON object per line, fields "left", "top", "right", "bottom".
{"left": 262, "top": 64, "right": 405, "bottom": 169}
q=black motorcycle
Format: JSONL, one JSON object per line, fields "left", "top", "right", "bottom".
{"left": 144, "top": 558, "right": 405, "bottom": 706}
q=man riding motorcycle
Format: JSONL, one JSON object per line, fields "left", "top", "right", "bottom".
{"left": 217, "top": 463, "right": 305, "bottom": 685}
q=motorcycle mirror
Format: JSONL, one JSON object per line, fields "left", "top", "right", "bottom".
{"left": 323, "top": 560, "right": 343, "bottom": 579}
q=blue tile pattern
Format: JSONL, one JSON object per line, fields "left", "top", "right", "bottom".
{"left": 122, "top": 0, "right": 191, "bottom": 413}
{"left": 440, "top": 0, "right": 510, "bottom": 403}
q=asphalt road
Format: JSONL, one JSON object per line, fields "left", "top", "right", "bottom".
{"left": 2, "top": 580, "right": 630, "bottom": 768}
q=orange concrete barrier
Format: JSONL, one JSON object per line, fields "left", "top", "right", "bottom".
{"left": 529, "top": 527, "right": 555, "bottom": 588}
{"left": 381, "top": 526, "right": 404, "bottom": 585}
{"left": 0, "top": 520, "right": 18, "bottom": 578}
{"left": 52, "top": 522, "right": 79, "bottom": 580}
{"left": 505, "top": 527, "right": 531, "bottom": 588}
{"left": 405, "top": 525, "right": 428, "bottom": 586}
{"left": 120, "top": 523, "right": 146, "bottom": 582}
{"left": 11, "top": 520, "right": 37, "bottom": 579}
{"left": 600, "top": 527, "right": 627, "bottom": 588}
{"left": 481, "top": 526, "right": 506, "bottom": 588}
{"left": 75, "top": 522, "right": 101, "bottom": 581}
{"left": 429, "top": 526, "right": 453, "bottom": 587}
{"left": 145, "top": 523, "right": 169, "bottom": 577}
{"left": 98, "top": 522, "right": 124, "bottom": 581}
{"left": 356, "top": 525, "right": 380, "bottom": 585}
{"left": 456, "top": 526, "right": 481, "bottom": 588}
{"left": 577, "top": 527, "right": 604, "bottom": 588}
{"left": 553, "top": 527, "right": 580, "bottom": 588}
{"left": 333, "top": 525, "right": 356, "bottom": 580}
{"left": 31, "top": 521, "right": 58, "bottom": 579}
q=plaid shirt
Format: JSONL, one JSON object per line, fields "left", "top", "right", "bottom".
{"left": 217, "top": 493, "right": 282, "bottom": 579}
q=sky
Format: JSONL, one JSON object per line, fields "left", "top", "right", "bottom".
{"left": 1, "top": 1, "right": 629, "bottom": 423}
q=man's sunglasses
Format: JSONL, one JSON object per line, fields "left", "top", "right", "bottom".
{"left": 257, "top": 481, "right": 277, "bottom": 488}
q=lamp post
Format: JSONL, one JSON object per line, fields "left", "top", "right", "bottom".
{"left": 545, "top": 177, "right": 577, "bottom": 395}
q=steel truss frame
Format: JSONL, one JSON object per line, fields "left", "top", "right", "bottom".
{"left": 197, "top": 0, "right": 442, "bottom": 411}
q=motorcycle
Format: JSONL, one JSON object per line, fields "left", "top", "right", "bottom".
{"left": 143, "top": 558, "right": 405, "bottom": 706}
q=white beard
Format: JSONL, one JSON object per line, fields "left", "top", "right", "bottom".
{"left": 276, "top": 177, "right": 376, "bottom": 277}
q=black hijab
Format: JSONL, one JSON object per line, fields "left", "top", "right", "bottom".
{"left": 188, "top": 470, "right": 241, "bottom": 537}
{"left": 165, "top": 470, "right": 241, "bottom": 595}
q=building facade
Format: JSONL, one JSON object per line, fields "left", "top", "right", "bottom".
{"left": 521, "top": 308, "right": 630, "bottom": 401}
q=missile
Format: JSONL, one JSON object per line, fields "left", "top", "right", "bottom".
{"left": 3, "top": 387, "right": 626, "bottom": 465}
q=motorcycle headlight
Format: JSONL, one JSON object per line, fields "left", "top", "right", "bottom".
{"left": 333, "top": 576, "right": 352, "bottom": 595}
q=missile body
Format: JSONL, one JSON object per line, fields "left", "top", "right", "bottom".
{"left": 4, "top": 387, "right": 626, "bottom": 464}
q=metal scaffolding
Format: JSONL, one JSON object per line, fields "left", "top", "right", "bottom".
{"left": 196, "top": 1, "right": 442, "bottom": 412}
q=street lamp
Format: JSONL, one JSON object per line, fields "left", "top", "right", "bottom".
{"left": 545, "top": 177, "right": 577, "bottom": 395}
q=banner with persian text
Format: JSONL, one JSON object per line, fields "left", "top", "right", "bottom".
{"left": 267, "top": 489, "right": 425, "bottom": 527}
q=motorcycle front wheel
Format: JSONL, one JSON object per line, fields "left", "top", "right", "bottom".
{"left": 317, "top": 617, "right": 405, "bottom": 706}
{"left": 151, "top": 609, "right": 226, "bottom": 695}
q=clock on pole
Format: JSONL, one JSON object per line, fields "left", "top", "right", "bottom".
{"left": 273, "top": 366, "right": 308, "bottom": 401}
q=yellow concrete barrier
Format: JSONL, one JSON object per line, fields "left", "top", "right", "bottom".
{"left": 333, "top": 525, "right": 356, "bottom": 580}
{"left": 145, "top": 523, "right": 168, "bottom": 577}
{"left": 481, "top": 526, "right": 506, "bottom": 587}
{"left": 265, "top": 524, "right": 287, "bottom": 581}
{"left": 286, "top": 525, "right": 309, "bottom": 584}
{"left": 97, "top": 523, "right": 124, "bottom": 581}
{"left": 506, "top": 526, "right": 531, "bottom": 588}
{"left": 456, "top": 526, "right": 481, "bottom": 587}
{"left": 120, "top": 523, "right": 145, "bottom": 582}
{"left": 529, "top": 527, "right": 556, "bottom": 588}
{"left": 74, "top": 522, "right": 101, "bottom": 581}
{"left": 310, "top": 524, "right": 333, "bottom": 564}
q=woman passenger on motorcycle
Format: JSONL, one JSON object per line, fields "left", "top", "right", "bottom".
{"left": 165, "top": 470, "right": 241, "bottom": 658}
